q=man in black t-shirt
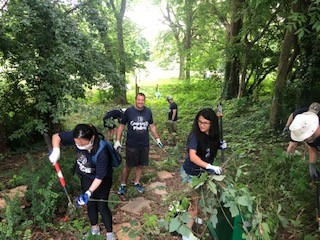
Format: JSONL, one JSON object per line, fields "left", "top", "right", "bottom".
{"left": 166, "top": 96, "right": 178, "bottom": 133}
{"left": 114, "top": 93, "right": 162, "bottom": 194}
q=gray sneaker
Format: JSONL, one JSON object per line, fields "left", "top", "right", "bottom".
{"left": 134, "top": 183, "right": 145, "bottom": 193}
{"left": 83, "top": 226, "right": 100, "bottom": 238}
{"left": 106, "top": 232, "right": 117, "bottom": 240}
{"left": 117, "top": 185, "right": 126, "bottom": 195}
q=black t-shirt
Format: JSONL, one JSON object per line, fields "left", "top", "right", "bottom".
{"left": 292, "top": 107, "right": 309, "bottom": 118}
{"left": 182, "top": 132, "right": 216, "bottom": 176}
{"left": 120, "top": 106, "right": 153, "bottom": 148}
{"left": 292, "top": 107, "right": 320, "bottom": 118}
{"left": 168, "top": 102, "right": 178, "bottom": 121}
{"left": 58, "top": 131, "right": 112, "bottom": 180}
{"left": 103, "top": 109, "right": 124, "bottom": 122}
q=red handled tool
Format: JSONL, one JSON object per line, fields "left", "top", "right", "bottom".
{"left": 53, "top": 162, "right": 74, "bottom": 209}
{"left": 43, "top": 133, "right": 76, "bottom": 219}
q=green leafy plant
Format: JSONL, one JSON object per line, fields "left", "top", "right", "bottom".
{"left": 0, "top": 195, "right": 32, "bottom": 239}
{"left": 7, "top": 174, "right": 24, "bottom": 188}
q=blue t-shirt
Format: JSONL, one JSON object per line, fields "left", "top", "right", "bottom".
{"left": 182, "top": 132, "right": 215, "bottom": 176}
{"left": 58, "top": 131, "right": 112, "bottom": 180}
{"left": 120, "top": 106, "right": 153, "bottom": 148}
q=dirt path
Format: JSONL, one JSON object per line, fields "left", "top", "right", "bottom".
{"left": 0, "top": 141, "right": 186, "bottom": 240}
{"left": 111, "top": 141, "right": 184, "bottom": 240}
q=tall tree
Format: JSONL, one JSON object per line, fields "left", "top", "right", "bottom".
{"left": 223, "top": 0, "right": 244, "bottom": 99}
{"left": 108, "top": 0, "right": 127, "bottom": 103}
{"left": 78, "top": 0, "right": 147, "bottom": 104}
{"left": 161, "top": 0, "right": 198, "bottom": 83}
{"left": 237, "top": 2, "right": 280, "bottom": 98}
{"left": 269, "top": 28, "right": 299, "bottom": 126}
{"left": 0, "top": 0, "right": 99, "bottom": 145}
{"left": 270, "top": 0, "right": 306, "bottom": 127}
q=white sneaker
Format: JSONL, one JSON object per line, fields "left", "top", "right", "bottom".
{"left": 106, "top": 232, "right": 117, "bottom": 240}
{"left": 91, "top": 226, "right": 101, "bottom": 235}
{"left": 194, "top": 217, "right": 203, "bottom": 225}
{"left": 83, "top": 226, "right": 100, "bottom": 238}
{"left": 182, "top": 233, "right": 199, "bottom": 240}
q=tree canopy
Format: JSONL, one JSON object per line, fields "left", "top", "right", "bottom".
{"left": 1, "top": 0, "right": 320, "bottom": 149}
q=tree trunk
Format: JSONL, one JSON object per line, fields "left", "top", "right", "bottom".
{"left": 0, "top": 124, "right": 6, "bottom": 153}
{"left": 238, "top": 41, "right": 252, "bottom": 98}
{"left": 224, "top": 0, "right": 243, "bottom": 99}
{"left": 179, "top": 54, "right": 186, "bottom": 80}
{"left": 110, "top": 0, "right": 127, "bottom": 104}
{"left": 184, "top": 0, "right": 192, "bottom": 85}
{"left": 270, "top": 29, "right": 297, "bottom": 127}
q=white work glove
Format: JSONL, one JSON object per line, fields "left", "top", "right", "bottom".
{"left": 49, "top": 147, "right": 60, "bottom": 165}
{"left": 220, "top": 140, "right": 227, "bottom": 150}
{"left": 114, "top": 140, "right": 122, "bottom": 150}
{"left": 156, "top": 138, "right": 163, "bottom": 148}
{"left": 206, "top": 164, "right": 222, "bottom": 175}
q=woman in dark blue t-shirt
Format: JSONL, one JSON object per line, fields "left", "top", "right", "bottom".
{"left": 182, "top": 108, "right": 222, "bottom": 177}
{"left": 49, "top": 124, "right": 115, "bottom": 239}
{"left": 180, "top": 108, "right": 223, "bottom": 240}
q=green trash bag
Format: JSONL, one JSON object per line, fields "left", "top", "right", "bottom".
{"left": 207, "top": 207, "right": 246, "bottom": 240}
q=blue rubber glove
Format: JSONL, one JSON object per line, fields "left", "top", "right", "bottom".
{"left": 76, "top": 190, "right": 91, "bottom": 206}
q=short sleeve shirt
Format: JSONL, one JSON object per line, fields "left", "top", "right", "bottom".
{"left": 58, "top": 131, "right": 112, "bottom": 180}
{"left": 168, "top": 102, "right": 178, "bottom": 121}
{"left": 103, "top": 109, "right": 124, "bottom": 122}
{"left": 292, "top": 107, "right": 309, "bottom": 118}
{"left": 120, "top": 106, "right": 153, "bottom": 148}
{"left": 182, "top": 132, "right": 213, "bottom": 176}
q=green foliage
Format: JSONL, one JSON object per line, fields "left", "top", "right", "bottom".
{"left": 96, "top": 89, "right": 115, "bottom": 104}
{"left": 108, "top": 193, "right": 121, "bottom": 209}
{"left": 24, "top": 160, "right": 59, "bottom": 229}
{"left": 287, "top": 0, "right": 320, "bottom": 39}
{"left": 224, "top": 96, "right": 320, "bottom": 238}
{"left": 0, "top": 0, "right": 104, "bottom": 146}
{"left": 0, "top": 195, "right": 32, "bottom": 240}
{"left": 7, "top": 174, "right": 24, "bottom": 188}
{"left": 135, "top": 171, "right": 274, "bottom": 239}
{"left": 2, "top": 79, "right": 320, "bottom": 239}
{"left": 0, "top": 182, "right": 5, "bottom": 191}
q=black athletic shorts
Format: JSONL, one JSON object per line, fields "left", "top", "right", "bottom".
{"left": 125, "top": 147, "right": 149, "bottom": 167}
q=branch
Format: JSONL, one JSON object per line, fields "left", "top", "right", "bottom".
{"left": 251, "top": 4, "right": 281, "bottom": 44}
{"left": 208, "top": 1, "right": 229, "bottom": 29}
